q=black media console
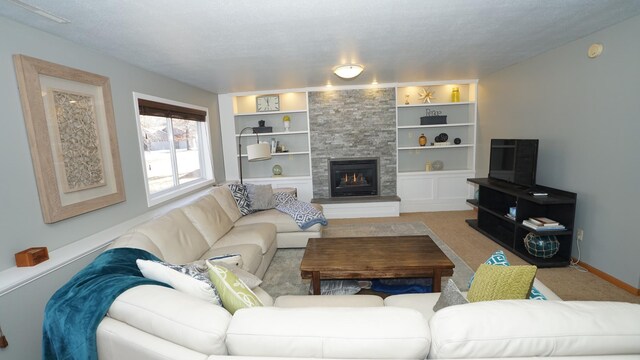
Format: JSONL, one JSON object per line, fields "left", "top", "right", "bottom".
{"left": 466, "top": 178, "right": 577, "bottom": 268}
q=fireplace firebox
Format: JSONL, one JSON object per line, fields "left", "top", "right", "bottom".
{"left": 329, "top": 158, "right": 379, "bottom": 197}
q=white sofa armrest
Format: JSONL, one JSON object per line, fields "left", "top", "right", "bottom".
{"left": 107, "top": 285, "right": 231, "bottom": 355}
{"left": 428, "top": 300, "right": 640, "bottom": 359}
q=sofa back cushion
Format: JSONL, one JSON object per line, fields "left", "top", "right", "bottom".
{"left": 108, "top": 232, "right": 164, "bottom": 260}
{"left": 226, "top": 307, "right": 430, "bottom": 359}
{"left": 181, "top": 194, "right": 234, "bottom": 247}
{"left": 107, "top": 285, "right": 231, "bottom": 355}
{"left": 210, "top": 186, "right": 243, "bottom": 222}
{"left": 428, "top": 300, "right": 640, "bottom": 358}
{"left": 129, "top": 209, "right": 210, "bottom": 264}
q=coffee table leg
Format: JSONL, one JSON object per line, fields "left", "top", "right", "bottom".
{"left": 433, "top": 269, "right": 443, "bottom": 292}
{"left": 311, "top": 272, "right": 321, "bottom": 295}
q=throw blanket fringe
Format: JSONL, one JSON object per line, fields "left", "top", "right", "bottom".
{"left": 42, "top": 248, "right": 169, "bottom": 360}
{"left": 274, "top": 192, "right": 327, "bottom": 230}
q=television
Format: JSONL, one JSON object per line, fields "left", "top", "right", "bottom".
{"left": 488, "top": 139, "right": 539, "bottom": 188}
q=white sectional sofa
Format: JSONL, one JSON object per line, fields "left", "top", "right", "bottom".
{"left": 96, "top": 187, "right": 640, "bottom": 359}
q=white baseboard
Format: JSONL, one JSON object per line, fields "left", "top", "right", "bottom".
{"left": 322, "top": 201, "right": 400, "bottom": 219}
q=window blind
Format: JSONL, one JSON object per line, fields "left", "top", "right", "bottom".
{"left": 138, "top": 99, "right": 206, "bottom": 122}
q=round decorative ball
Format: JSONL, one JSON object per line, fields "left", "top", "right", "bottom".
{"left": 439, "top": 133, "right": 448, "bottom": 142}
{"left": 272, "top": 164, "right": 283, "bottom": 176}
{"left": 431, "top": 160, "right": 444, "bottom": 171}
{"left": 454, "top": 137, "right": 461, "bottom": 145}
{"left": 523, "top": 233, "right": 560, "bottom": 258}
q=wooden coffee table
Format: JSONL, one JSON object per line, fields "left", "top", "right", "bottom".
{"left": 300, "top": 235, "right": 455, "bottom": 295}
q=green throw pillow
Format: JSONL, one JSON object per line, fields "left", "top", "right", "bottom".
{"left": 467, "top": 264, "right": 537, "bottom": 302}
{"left": 206, "top": 261, "right": 262, "bottom": 314}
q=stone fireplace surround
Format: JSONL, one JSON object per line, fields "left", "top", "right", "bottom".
{"left": 308, "top": 88, "right": 396, "bottom": 199}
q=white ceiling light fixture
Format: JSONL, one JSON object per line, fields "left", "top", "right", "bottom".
{"left": 7, "top": 0, "right": 70, "bottom": 24}
{"left": 333, "top": 64, "right": 364, "bottom": 79}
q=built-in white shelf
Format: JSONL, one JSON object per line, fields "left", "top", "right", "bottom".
{"left": 397, "top": 123, "right": 475, "bottom": 129}
{"left": 236, "top": 130, "right": 308, "bottom": 137}
{"left": 397, "top": 101, "right": 475, "bottom": 108}
{"left": 235, "top": 109, "right": 307, "bottom": 116}
{"left": 238, "top": 151, "right": 309, "bottom": 157}
{"left": 398, "top": 144, "right": 474, "bottom": 150}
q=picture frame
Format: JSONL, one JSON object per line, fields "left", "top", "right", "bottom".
{"left": 13, "top": 54, "right": 125, "bottom": 223}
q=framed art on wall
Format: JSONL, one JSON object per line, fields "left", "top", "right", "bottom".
{"left": 13, "top": 54, "right": 125, "bottom": 223}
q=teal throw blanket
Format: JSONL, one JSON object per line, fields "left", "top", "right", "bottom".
{"left": 42, "top": 248, "right": 169, "bottom": 360}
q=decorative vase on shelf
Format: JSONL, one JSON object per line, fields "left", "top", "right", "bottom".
{"left": 451, "top": 87, "right": 460, "bottom": 102}
{"left": 272, "top": 164, "right": 283, "bottom": 176}
{"left": 418, "top": 134, "right": 427, "bottom": 146}
{"left": 282, "top": 115, "right": 290, "bottom": 132}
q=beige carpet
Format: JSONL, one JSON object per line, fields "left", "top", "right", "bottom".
{"left": 261, "top": 222, "right": 474, "bottom": 298}
{"left": 329, "top": 211, "right": 639, "bottom": 303}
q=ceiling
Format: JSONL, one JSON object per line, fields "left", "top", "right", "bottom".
{"left": 2, "top": 0, "right": 640, "bottom": 94}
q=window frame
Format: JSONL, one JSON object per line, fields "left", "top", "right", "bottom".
{"left": 133, "top": 92, "right": 215, "bottom": 207}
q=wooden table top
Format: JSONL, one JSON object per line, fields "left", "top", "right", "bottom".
{"left": 300, "top": 235, "right": 455, "bottom": 280}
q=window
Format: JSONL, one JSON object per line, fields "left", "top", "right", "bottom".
{"left": 134, "top": 93, "right": 214, "bottom": 206}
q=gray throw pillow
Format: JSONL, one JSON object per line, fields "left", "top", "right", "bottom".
{"left": 433, "top": 279, "right": 469, "bottom": 312}
{"left": 246, "top": 184, "right": 275, "bottom": 210}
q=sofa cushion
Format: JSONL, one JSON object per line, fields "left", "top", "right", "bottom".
{"left": 275, "top": 294, "right": 384, "bottom": 307}
{"left": 236, "top": 208, "right": 322, "bottom": 233}
{"left": 108, "top": 232, "right": 163, "bottom": 260}
{"left": 226, "top": 307, "right": 430, "bottom": 359}
{"left": 107, "top": 285, "right": 231, "bottom": 355}
{"left": 214, "top": 223, "right": 276, "bottom": 254}
{"left": 209, "top": 186, "right": 242, "bottom": 222}
{"left": 245, "top": 183, "right": 275, "bottom": 210}
{"left": 206, "top": 262, "right": 262, "bottom": 315}
{"left": 467, "top": 264, "right": 536, "bottom": 302}
{"left": 128, "top": 209, "right": 210, "bottom": 264}
{"left": 181, "top": 194, "right": 233, "bottom": 247}
{"left": 384, "top": 292, "right": 442, "bottom": 321}
{"left": 136, "top": 259, "right": 221, "bottom": 305}
{"left": 201, "top": 244, "right": 263, "bottom": 274}
{"left": 428, "top": 300, "right": 640, "bottom": 358}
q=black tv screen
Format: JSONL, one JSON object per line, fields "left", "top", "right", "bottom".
{"left": 489, "top": 139, "right": 539, "bottom": 188}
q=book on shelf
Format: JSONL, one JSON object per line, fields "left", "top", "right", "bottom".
{"left": 528, "top": 217, "right": 560, "bottom": 226}
{"left": 504, "top": 213, "right": 516, "bottom": 221}
{"left": 522, "top": 219, "right": 566, "bottom": 231}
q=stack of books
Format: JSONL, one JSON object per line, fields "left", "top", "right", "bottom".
{"left": 522, "top": 217, "right": 566, "bottom": 231}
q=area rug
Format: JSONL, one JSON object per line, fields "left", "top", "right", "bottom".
{"left": 261, "top": 222, "right": 474, "bottom": 297}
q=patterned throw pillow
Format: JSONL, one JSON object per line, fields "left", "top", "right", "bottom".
{"left": 227, "top": 183, "right": 252, "bottom": 215}
{"left": 433, "top": 279, "right": 469, "bottom": 312}
{"left": 206, "top": 261, "right": 262, "bottom": 314}
{"left": 467, "top": 264, "right": 537, "bottom": 302}
{"left": 469, "top": 250, "right": 547, "bottom": 300}
{"left": 136, "top": 259, "right": 222, "bottom": 306}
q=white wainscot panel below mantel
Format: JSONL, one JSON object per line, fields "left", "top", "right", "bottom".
{"left": 398, "top": 170, "right": 475, "bottom": 212}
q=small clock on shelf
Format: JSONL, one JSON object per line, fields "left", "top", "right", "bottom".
{"left": 256, "top": 95, "right": 280, "bottom": 112}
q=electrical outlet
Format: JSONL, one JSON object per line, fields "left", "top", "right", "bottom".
{"left": 576, "top": 228, "right": 584, "bottom": 242}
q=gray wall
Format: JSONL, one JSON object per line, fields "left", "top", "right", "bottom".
{"left": 478, "top": 15, "right": 640, "bottom": 289}
{"left": 309, "top": 88, "right": 397, "bottom": 198}
{"left": 0, "top": 16, "right": 223, "bottom": 359}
